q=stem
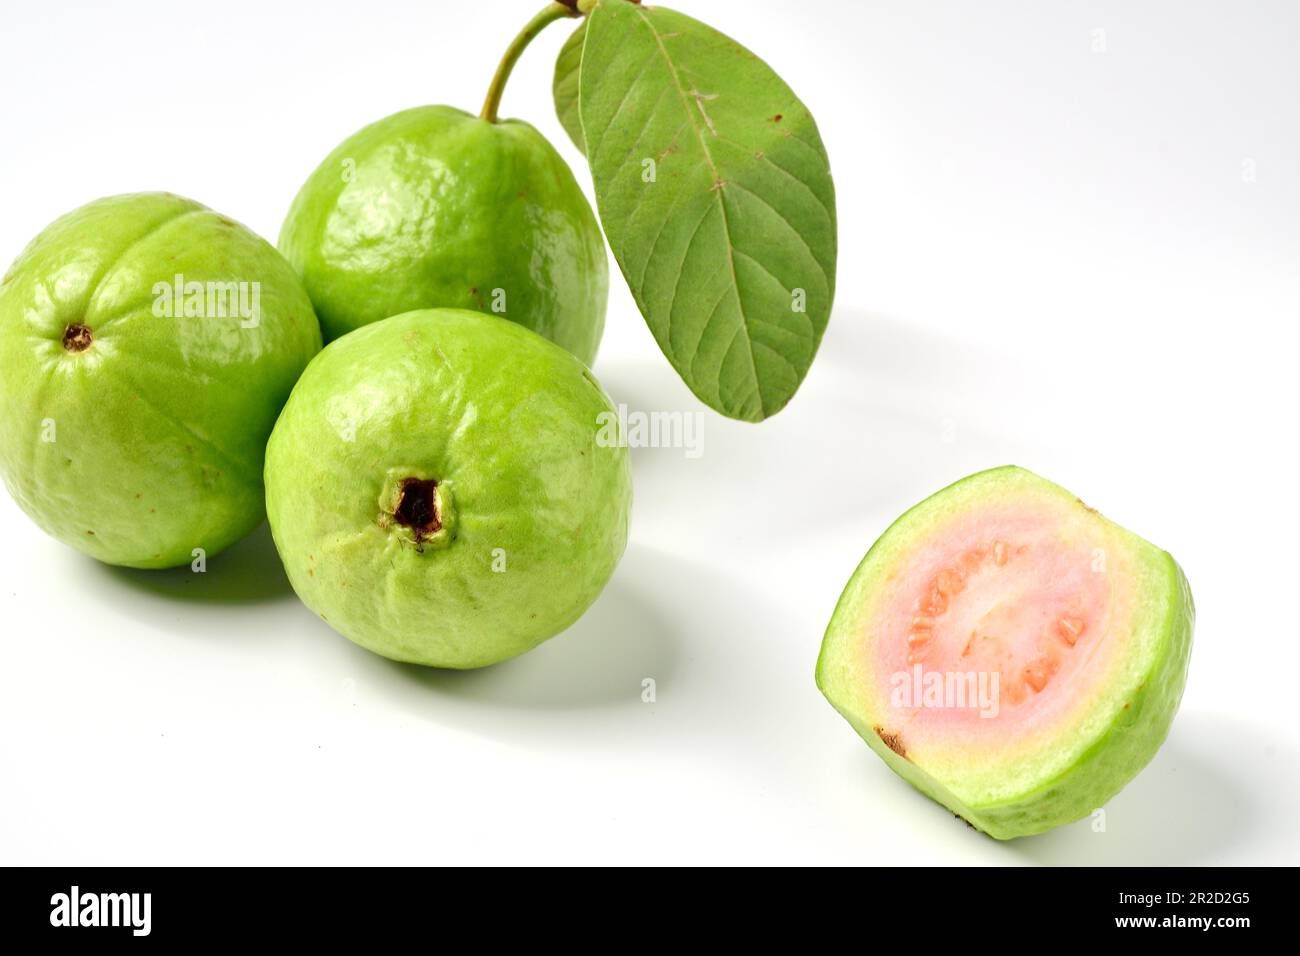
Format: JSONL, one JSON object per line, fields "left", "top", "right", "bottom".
{"left": 480, "top": 2, "right": 578, "bottom": 123}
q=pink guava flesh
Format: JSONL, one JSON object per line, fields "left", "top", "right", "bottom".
{"left": 871, "top": 501, "right": 1118, "bottom": 744}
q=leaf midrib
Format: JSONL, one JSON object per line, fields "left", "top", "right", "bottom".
{"left": 629, "top": 3, "right": 766, "bottom": 418}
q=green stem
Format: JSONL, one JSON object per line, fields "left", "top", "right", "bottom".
{"left": 480, "top": 2, "right": 578, "bottom": 123}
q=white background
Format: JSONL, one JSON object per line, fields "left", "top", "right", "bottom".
{"left": 1, "top": 0, "right": 1297, "bottom": 865}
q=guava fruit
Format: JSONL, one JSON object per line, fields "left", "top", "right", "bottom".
{"left": 816, "top": 466, "right": 1194, "bottom": 839}
{"left": 278, "top": 105, "right": 608, "bottom": 366}
{"left": 264, "top": 308, "right": 632, "bottom": 669}
{"left": 0, "top": 193, "right": 322, "bottom": 569}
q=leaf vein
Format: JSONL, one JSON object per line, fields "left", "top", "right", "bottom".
{"left": 664, "top": 201, "right": 719, "bottom": 354}
{"left": 631, "top": 3, "right": 767, "bottom": 417}
{"left": 726, "top": 179, "right": 831, "bottom": 286}
{"left": 589, "top": 49, "right": 660, "bottom": 160}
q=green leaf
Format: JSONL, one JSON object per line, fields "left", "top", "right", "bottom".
{"left": 552, "top": 18, "right": 588, "bottom": 154}
{"left": 579, "top": 0, "right": 837, "bottom": 422}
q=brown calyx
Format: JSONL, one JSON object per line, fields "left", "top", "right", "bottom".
{"left": 62, "top": 324, "right": 93, "bottom": 352}
{"left": 394, "top": 478, "right": 441, "bottom": 541}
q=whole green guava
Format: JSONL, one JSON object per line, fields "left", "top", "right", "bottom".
{"left": 0, "top": 193, "right": 322, "bottom": 569}
{"left": 278, "top": 105, "right": 608, "bottom": 366}
{"left": 264, "top": 308, "right": 632, "bottom": 668}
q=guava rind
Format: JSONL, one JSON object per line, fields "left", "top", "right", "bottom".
{"left": 278, "top": 105, "right": 609, "bottom": 366}
{"left": 0, "top": 193, "right": 322, "bottom": 568}
{"left": 816, "top": 466, "right": 1195, "bottom": 840}
{"left": 264, "top": 309, "right": 632, "bottom": 669}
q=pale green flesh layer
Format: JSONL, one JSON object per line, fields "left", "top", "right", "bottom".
{"left": 816, "top": 466, "right": 1194, "bottom": 839}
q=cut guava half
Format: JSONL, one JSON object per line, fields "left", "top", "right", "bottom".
{"left": 816, "top": 466, "right": 1194, "bottom": 839}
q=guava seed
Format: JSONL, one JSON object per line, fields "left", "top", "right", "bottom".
{"left": 1056, "top": 615, "right": 1085, "bottom": 646}
{"left": 936, "top": 569, "right": 965, "bottom": 596}
{"left": 62, "top": 324, "right": 93, "bottom": 352}
{"left": 1023, "top": 655, "right": 1060, "bottom": 694}
{"left": 395, "top": 478, "right": 441, "bottom": 539}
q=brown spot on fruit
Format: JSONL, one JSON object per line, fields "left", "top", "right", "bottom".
{"left": 874, "top": 726, "right": 906, "bottom": 758}
{"left": 62, "top": 324, "right": 93, "bottom": 352}
{"left": 992, "top": 540, "right": 1009, "bottom": 566}
{"left": 771, "top": 113, "right": 784, "bottom": 123}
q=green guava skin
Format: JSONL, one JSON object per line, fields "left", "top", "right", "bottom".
{"left": 0, "top": 193, "right": 322, "bottom": 569}
{"left": 816, "top": 466, "right": 1195, "bottom": 840}
{"left": 264, "top": 308, "right": 632, "bottom": 669}
{"left": 278, "top": 105, "right": 608, "bottom": 366}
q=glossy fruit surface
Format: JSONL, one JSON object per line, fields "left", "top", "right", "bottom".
{"left": 279, "top": 105, "right": 608, "bottom": 365}
{"left": 265, "top": 308, "right": 631, "bottom": 668}
{"left": 0, "top": 193, "right": 322, "bottom": 568}
{"left": 816, "top": 466, "right": 1194, "bottom": 839}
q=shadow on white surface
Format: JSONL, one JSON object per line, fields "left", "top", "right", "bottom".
{"left": 597, "top": 309, "right": 1024, "bottom": 539}
{"left": 821, "top": 710, "right": 1280, "bottom": 864}
{"left": 88, "top": 521, "right": 292, "bottom": 605}
{"left": 363, "top": 543, "right": 702, "bottom": 714}
{"left": 1003, "top": 712, "right": 1286, "bottom": 865}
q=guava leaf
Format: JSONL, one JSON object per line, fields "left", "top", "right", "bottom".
{"left": 579, "top": 0, "right": 837, "bottom": 422}
{"left": 553, "top": 18, "right": 588, "bottom": 154}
